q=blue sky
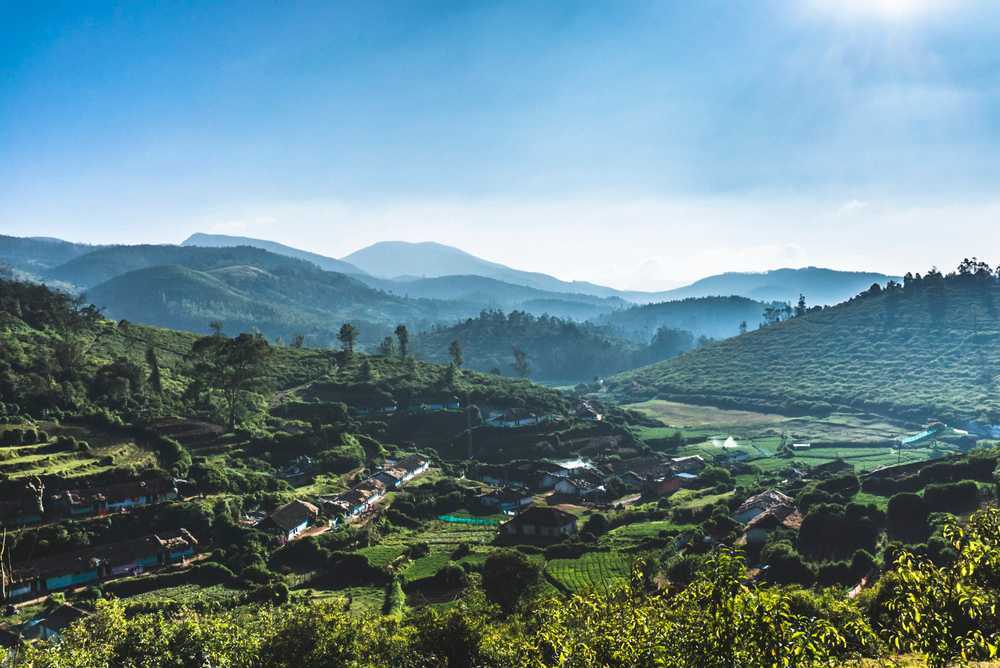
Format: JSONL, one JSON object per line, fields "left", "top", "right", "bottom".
{"left": 2, "top": 1, "right": 1000, "bottom": 288}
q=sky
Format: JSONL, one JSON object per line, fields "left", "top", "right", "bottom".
{"left": 2, "top": 0, "right": 1000, "bottom": 289}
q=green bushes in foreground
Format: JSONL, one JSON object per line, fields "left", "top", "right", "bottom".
{"left": 15, "top": 507, "right": 1000, "bottom": 668}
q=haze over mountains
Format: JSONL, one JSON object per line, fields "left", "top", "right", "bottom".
{"left": 179, "top": 232, "right": 898, "bottom": 306}
{"left": 1, "top": 231, "right": 900, "bottom": 377}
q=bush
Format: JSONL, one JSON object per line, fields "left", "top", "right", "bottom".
{"left": 241, "top": 564, "right": 275, "bottom": 585}
{"left": 923, "top": 480, "right": 979, "bottom": 514}
{"left": 816, "top": 561, "right": 853, "bottom": 587}
{"left": 887, "top": 493, "right": 929, "bottom": 543}
{"left": 483, "top": 550, "right": 541, "bottom": 614}
{"left": 383, "top": 576, "right": 406, "bottom": 617}
{"left": 432, "top": 564, "right": 469, "bottom": 590}
{"left": 543, "top": 541, "right": 592, "bottom": 560}
{"left": 406, "top": 542, "right": 431, "bottom": 559}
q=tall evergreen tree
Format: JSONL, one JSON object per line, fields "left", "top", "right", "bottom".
{"left": 145, "top": 346, "right": 163, "bottom": 394}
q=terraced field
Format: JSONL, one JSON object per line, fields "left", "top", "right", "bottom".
{"left": 0, "top": 426, "right": 154, "bottom": 479}
{"left": 307, "top": 585, "right": 385, "bottom": 616}
{"left": 546, "top": 551, "right": 633, "bottom": 594}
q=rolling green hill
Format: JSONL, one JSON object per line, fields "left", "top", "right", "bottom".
{"left": 181, "top": 232, "right": 365, "bottom": 275}
{"left": 45, "top": 244, "right": 320, "bottom": 289}
{"left": 0, "top": 276, "right": 565, "bottom": 422}
{"left": 609, "top": 270, "right": 1000, "bottom": 425}
{"left": 83, "top": 260, "right": 473, "bottom": 346}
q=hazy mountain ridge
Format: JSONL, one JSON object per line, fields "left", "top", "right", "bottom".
{"left": 343, "top": 240, "right": 626, "bottom": 298}
{"left": 181, "top": 233, "right": 365, "bottom": 275}
{"left": 653, "top": 267, "right": 901, "bottom": 305}
{"left": 181, "top": 233, "right": 899, "bottom": 306}
{"left": 597, "top": 295, "right": 774, "bottom": 341}
{"left": 74, "top": 247, "right": 478, "bottom": 344}
{"left": 0, "top": 234, "right": 99, "bottom": 276}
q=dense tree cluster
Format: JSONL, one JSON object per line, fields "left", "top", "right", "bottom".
{"left": 415, "top": 309, "right": 699, "bottom": 380}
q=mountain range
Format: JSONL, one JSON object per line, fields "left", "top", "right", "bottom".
{"left": 179, "top": 233, "right": 899, "bottom": 306}
{"left": 0, "top": 232, "right": 902, "bottom": 376}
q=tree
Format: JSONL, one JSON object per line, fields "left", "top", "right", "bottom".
{"left": 337, "top": 323, "right": 358, "bottom": 355}
{"left": 290, "top": 334, "right": 305, "bottom": 349}
{"left": 448, "top": 339, "right": 463, "bottom": 368}
{"left": 795, "top": 294, "right": 807, "bottom": 317}
{"left": 209, "top": 320, "right": 224, "bottom": 336}
{"left": 145, "top": 346, "right": 163, "bottom": 395}
{"left": 885, "top": 507, "right": 1000, "bottom": 668}
{"left": 739, "top": 320, "right": 748, "bottom": 335}
{"left": 191, "top": 332, "right": 273, "bottom": 429}
{"left": 377, "top": 336, "right": 396, "bottom": 357}
{"left": 482, "top": 550, "right": 540, "bottom": 614}
{"left": 887, "top": 492, "right": 929, "bottom": 543}
{"left": 512, "top": 347, "right": 530, "bottom": 378}
{"left": 395, "top": 324, "right": 409, "bottom": 358}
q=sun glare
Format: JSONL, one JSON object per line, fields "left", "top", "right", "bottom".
{"left": 807, "top": 0, "right": 960, "bottom": 21}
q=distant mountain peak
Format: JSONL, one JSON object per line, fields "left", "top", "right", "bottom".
{"left": 181, "top": 233, "right": 365, "bottom": 276}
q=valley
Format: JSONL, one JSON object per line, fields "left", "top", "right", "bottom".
{"left": 1, "top": 253, "right": 998, "bottom": 667}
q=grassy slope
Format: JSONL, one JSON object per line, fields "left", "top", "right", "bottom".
{"left": 610, "top": 281, "right": 1000, "bottom": 424}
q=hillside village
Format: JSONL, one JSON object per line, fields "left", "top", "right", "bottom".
{"left": 0, "top": 270, "right": 999, "bottom": 666}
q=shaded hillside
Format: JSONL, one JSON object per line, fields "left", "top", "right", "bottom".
{"left": 654, "top": 267, "right": 898, "bottom": 306}
{"left": 414, "top": 310, "right": 697, "bottom": 381}
{"left": 597, "top": 296, "right": 770, "bottom": 341}
{"left": 0, "top": 277, "right": 565, "bottom": 421}
{"left": 0, "top": 235, "right": 98, "bottom": 276}
{"left": 84, "top": 261, "right": 473, "bottom": 346}
{"left": 354, "top": 273, "right": 625, "bottom": 320}
{"left": 181, "top": 233, "right": 365, "bottom": 275}
{"left": 609, "top": 266, "right": 1000, "bottom": 424}
{"left": 45, "top": 244, "right": 325, "bottom": 289}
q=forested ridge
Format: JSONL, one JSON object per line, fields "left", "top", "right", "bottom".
{"left": 612, "top": 261, "right": 1000, "bottom": 424}
{"left": 414, "top": 309, "right": 699, "bottom": 380}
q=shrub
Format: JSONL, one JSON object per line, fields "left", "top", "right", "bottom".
{"left": 887, "top": 493, "right": 929, "bottom": 543}
{"left": 923, "top": 480, "right": 979, "bottom": 514}
{"left": 432, "top": 564, "right": 469, "bottom": 590}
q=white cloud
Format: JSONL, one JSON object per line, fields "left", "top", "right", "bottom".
{"left": 837, "top": 199, "right": 869, "bottom": 215}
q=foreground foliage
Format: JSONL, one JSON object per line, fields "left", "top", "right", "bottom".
{"left": 16, "top": 507, "right": 1000, "bottom": 668}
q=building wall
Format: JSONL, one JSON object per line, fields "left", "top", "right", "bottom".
{"left": 45, "top": 570, "right": 99, "bottom": 591}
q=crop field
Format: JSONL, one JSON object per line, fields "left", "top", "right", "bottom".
{"left": 546, "top": 551, "right": 634, "bottom": 594}
{"left": 381, "top": 519, "right": 499, "bottom": 548}
{"left": 119, "top": 583, "right": 245, "bottom": 609}
{"left": 306, "top": 585, "right": 385, "bottom": 616}
{"left": 629, "top": 400, "right": 952, "bottom": 473}
{"left": 358, "top": 544, "right": 410, "bottom": 568}
{"left": 0, "top": 432, "right": 154, "bottom": 479}
{"left": 672, "top": 489, "right": 734, "bottom": 510}
{"left": 605, "top": 520, "right": 694, "bottom": 546}
{"left": 402, "top": 546, "right": 452, "bottom": 582}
